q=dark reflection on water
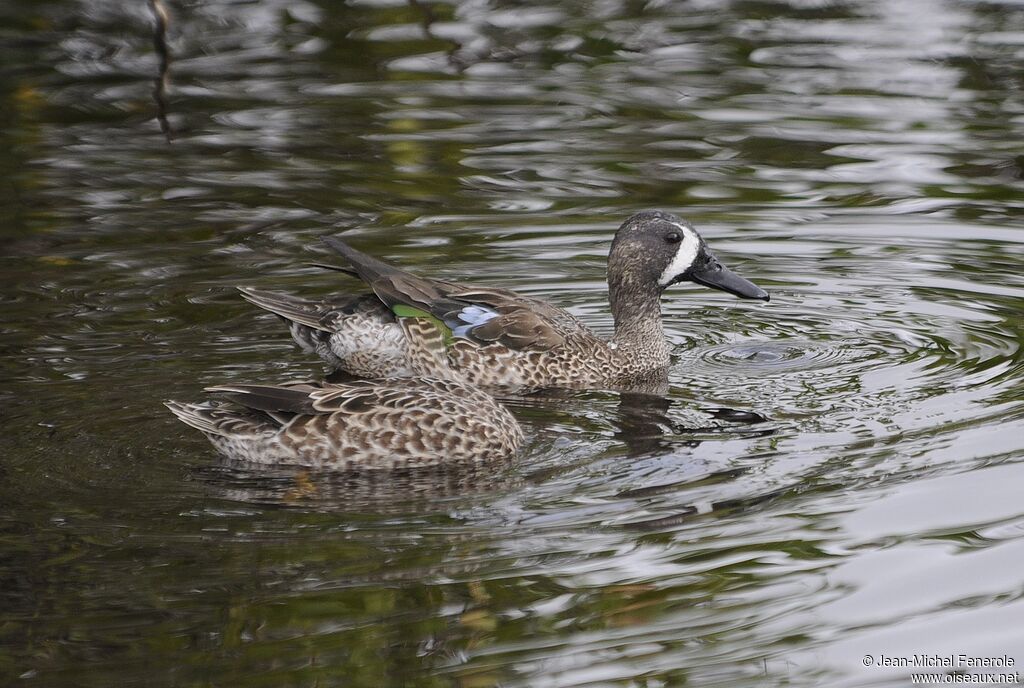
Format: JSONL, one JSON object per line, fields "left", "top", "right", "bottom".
{"left": 2, "top": 0, "right": 1024, "bottom": 686}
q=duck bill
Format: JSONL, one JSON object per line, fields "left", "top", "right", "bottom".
{"left": 690, "top": 256, "right": 770, "bottom": 301}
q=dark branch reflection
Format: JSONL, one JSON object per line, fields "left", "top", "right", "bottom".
{"left": 149, "top": 0, "right": 172, "bottom": 142}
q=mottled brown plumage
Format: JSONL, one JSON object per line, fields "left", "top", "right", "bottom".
{"left": 166, "top": 378, "right": 523, "bottom": 469}
{"left": 242, "top": 211, "right": 769, "bottom": 391}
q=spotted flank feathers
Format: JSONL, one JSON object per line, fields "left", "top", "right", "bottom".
{"left": 166, "top": 378, "right": 523, "bottom": 469}
{"left": 240, "top": 210, "right": 769, "bottom": 391}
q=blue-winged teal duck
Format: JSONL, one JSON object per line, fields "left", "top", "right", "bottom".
{"left": 166, "top": 378, "right": 523, "bottom": 469}
{"left": 240, "top": 210, "right": 769, "bottom": 391}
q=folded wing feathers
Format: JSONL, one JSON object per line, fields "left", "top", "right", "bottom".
{"left": 307, "top": 262, "right": 359, "bottom": 278}
{"left": 205, "top": 384, "right": 319, "bottom": 415}
{"left": 322, "top": 237, "right": 567, "bottom": 351}
{"left": 322, "top": 236, "right": 402, "bottom": 285}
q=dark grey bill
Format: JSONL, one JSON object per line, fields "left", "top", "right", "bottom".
{"left": 689, "top": 254, "right": 770, "bottom": 302}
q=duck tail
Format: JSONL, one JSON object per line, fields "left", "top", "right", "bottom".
{"left": 237, "top": 287, "right": 335, "bottom": 331}
{"left": 165, "top": 401, "right": 232, "bottom": 436}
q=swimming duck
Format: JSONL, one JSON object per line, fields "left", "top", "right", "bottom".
{"left": 239, "top": 210, "right": 769, "bottom": 391}
{"left": 165, "top": 377, "right": 523, "bottom": 469}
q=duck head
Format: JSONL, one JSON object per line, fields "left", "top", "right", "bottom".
{"left": 609, "top": 210, "right": 769, "bottom": 302}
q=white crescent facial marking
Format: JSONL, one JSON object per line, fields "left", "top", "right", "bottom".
{"left": 657, "top": 222, "right": 701, "bottom": 286}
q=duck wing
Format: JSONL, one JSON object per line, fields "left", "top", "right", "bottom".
{"left": 322, "top": 237, "right": 570, "bottom": 351}
{"left": 204, "top": 382, "right": 322, "bottom": 415}
{"left": 207, "top": 378, "right": 502, "bottom": 417}
{"left": 204, "top": 380, "right": 410, "bottom": 417}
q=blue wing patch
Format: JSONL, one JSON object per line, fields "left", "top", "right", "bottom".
{"left": 450, "top": 304, "right": 499, "bottom": 339}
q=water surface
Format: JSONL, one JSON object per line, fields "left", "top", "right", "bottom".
{"left": 2, "top": 0, "right": 1023, "bottom": 686}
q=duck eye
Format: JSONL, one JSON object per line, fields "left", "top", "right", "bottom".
{"left": 665, "top": 232, "right": 681, "bottom": 244}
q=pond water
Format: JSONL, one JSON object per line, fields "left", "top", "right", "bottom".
{"left": 2, "top": 0, "right": 1023, "bottom": 686}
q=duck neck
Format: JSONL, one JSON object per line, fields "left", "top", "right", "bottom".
{"left": 609, "top": 279, "right": 670, "bottom": 364}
